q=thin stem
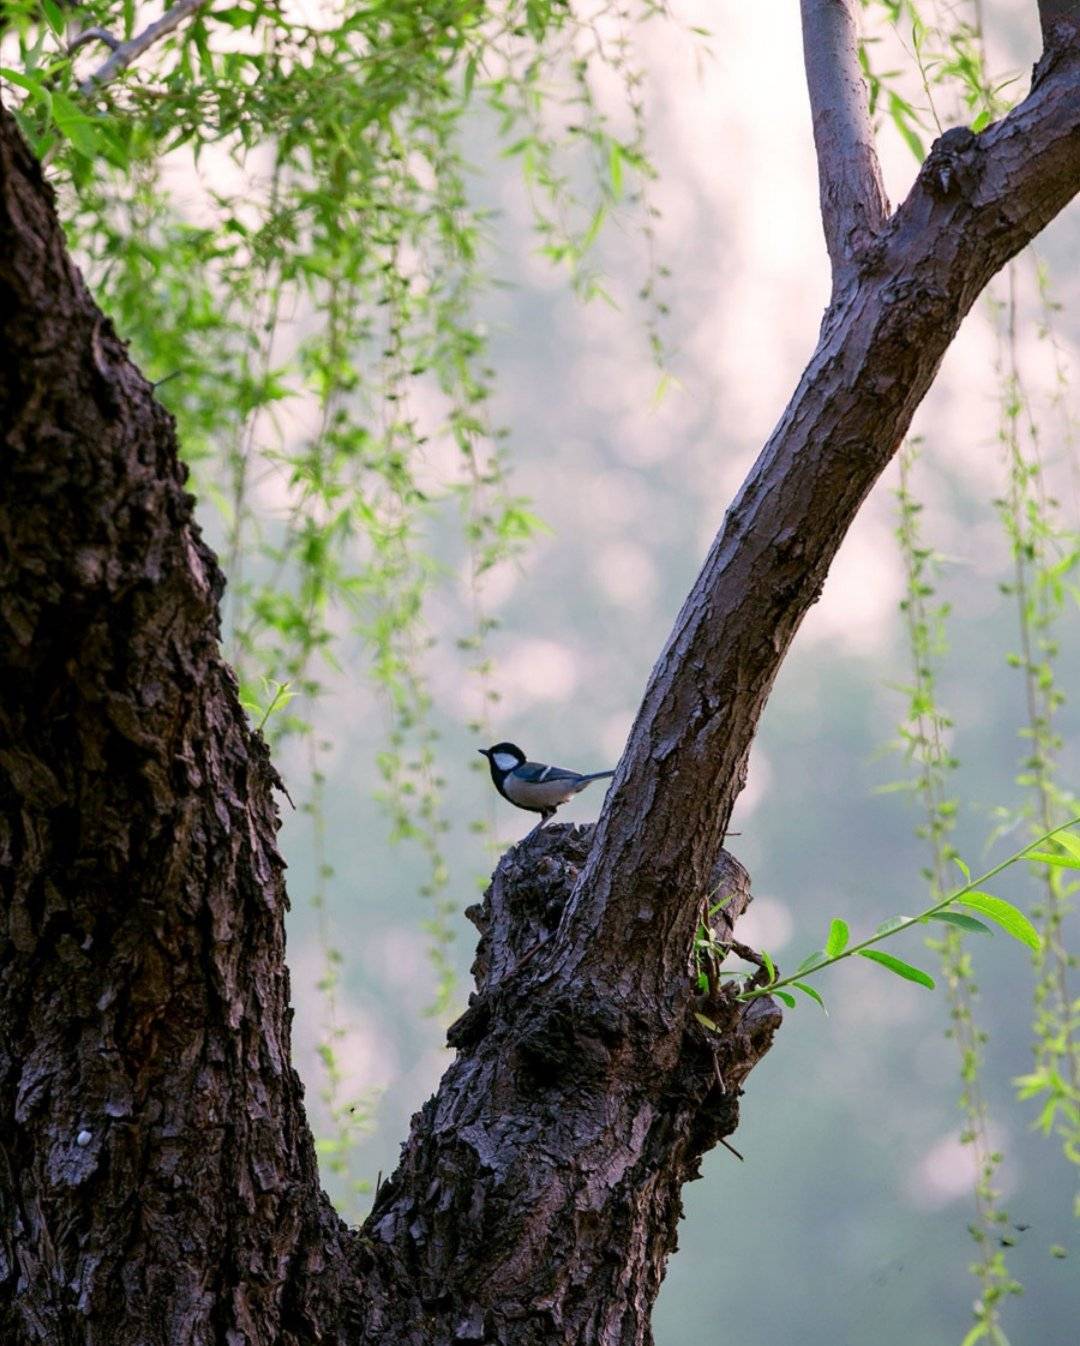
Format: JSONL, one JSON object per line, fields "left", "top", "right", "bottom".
{"left": 738, "top": 816, "right": 1080, "bottom": 1000}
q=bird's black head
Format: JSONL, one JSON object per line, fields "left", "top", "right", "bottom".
{"left": 478, "top": 742, "right": 526, "bottom": 772}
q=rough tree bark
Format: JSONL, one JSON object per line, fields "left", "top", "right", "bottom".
{"left": 2, "top": 3, "right": 1080, "bottom": 1343}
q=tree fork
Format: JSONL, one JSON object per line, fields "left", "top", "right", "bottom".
{"left": 0, "top": 103, "right": 778, "bottom": 1344}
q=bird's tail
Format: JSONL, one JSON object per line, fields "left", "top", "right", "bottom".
{"left": 577, "top": 770, "right": 615, "bottom": 783}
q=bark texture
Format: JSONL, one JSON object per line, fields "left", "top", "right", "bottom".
{"left": 0, "top": 105, "right": 777, "bottom": 1345}
{"left": 357, "top": 828, "right": 778, "bottom": 1345}
{"left": 1, "top": 10, "right": 1080, "bottom": 1346}
{"left": 0, "top": 111, "right": 353, "bottom": 1344}
{"left": 801, "top": 0, "right": 889, "bottom": 278}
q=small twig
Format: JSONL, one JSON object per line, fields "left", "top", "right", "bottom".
{"left": 68, "top": 28, "right": 122, "bottom": 56}
{"left": 78, "top": 0, "right": 207, "bottom": 96}
{"left": 719, "top": 1137, "right": 744, "bottom": 1162}
{"left": 727, "top": 939, "right": 764, "bottom": 969}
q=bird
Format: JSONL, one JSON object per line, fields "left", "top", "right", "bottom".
{"left": 478, "top": 742, "right": 615, "bottom": 836}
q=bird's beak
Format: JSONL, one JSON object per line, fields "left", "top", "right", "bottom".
{"left": 477, "top": 748, "right": 488, "bottom": 757}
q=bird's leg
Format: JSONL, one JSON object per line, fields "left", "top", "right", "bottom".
{"left": 524, "top": 809, "right": 555, "bottom": 840}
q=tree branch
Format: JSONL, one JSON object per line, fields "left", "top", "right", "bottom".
{"left": 1039, "top": 0, "right": 1080, "bottom": 45}
{"left": 564, "top": 27, "right": 1080, "bottom": 988}
{"left": 68, "top": 27, "right": 122, "bottom": 56}
{"left": 78, "top": 0, "right": 207, "bottom": 96}
{"left": 800, "top": 0, "right": 889, "bottom": 280}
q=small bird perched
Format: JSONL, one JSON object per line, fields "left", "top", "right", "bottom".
{"left": 478, "top": 742, "right": 615, "bottom": 836}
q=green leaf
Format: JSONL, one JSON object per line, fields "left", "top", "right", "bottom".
{"left": 858, "top": 949, "right": 936, "bottom": 989}
{"left": 694, "top": 1011, "right": 719, "bottom": 1032}
{"left": 825, "top": 918, "right": 849, "bottom": 957}
{"left": 1025, "top": 851, "right": 1080, "bottom": 869}
{"left": 927, "top": 911, "right": 992, "bottom": 936}
{"left": 955, "top": 891, "right": 1040, "bottom": 951}
{"left": 873, "top": 915, "right": 912, "bottom": 938}
{"left": 463, "top": 53, "right": 478, "bottom": 100}
{"left": 1051, "top": 829, "right": 1080, "bottom": 863}
{"left": 760, "top": 948, "right": 776, "bottom": 984}
{"left": 651, "top": 369, "right": 682, "bottom": 408}
{"left": 792, "top": 981, "right": 827, "bottom": 1013}
{"left": 1, "top": 67, "right": 50, "bottom": 102}
{"left": 953, "top": 855, "right": 971, "bottom": 882}
{"left": 42, "top": 0, "right": 66, "bottom": 35}
{"left": 773, "top": 990, "right": 796, "bottom": 1008}
{"left": 50, "top": 91, "right": 103, "bottom": 158}
{"left": 794, "top": 949, "right": 825, "bottom": 975}
{"left": 888, "top": 91, "right": 926, "bottom": 161}
{"left": 581, "top": 204, "right": 605, "bottom": 252}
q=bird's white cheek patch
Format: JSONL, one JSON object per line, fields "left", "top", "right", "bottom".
{"left": 492, "top": 752, "right": 520, "bottom": 771}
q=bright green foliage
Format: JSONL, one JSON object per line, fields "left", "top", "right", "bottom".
{"left": 857, "top": 948, "right": 936, "bottom": 989}
{"left": 825, "top": 917, "right": 849, "bottom": 958}
{"left": 729, "top": 824, "right": 1073, "bottom": 1012}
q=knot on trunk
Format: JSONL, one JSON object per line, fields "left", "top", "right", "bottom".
{"left": 467, "top": 823, "right": 593, "bottom": 990}
{"left": 922, "top": 125, "right": 979, "bottom": 199}
{"left": 448, "top": 824, "right": 594, "bottom": 1052}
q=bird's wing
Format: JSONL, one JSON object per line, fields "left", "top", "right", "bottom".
{"left": 501, "top": 771, "right": 581, "bottom": 811}
{"left": 514, "top": 761, "right": 584, "bottom": 784}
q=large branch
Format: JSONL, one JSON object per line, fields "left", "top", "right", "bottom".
{"left": 563, "top": 32, "right": 1080, "bottom": 985}
{"left": 800, "top": 0, "right": 889, "bottom": 280}
{"left": 358, "top": 33, "right": 1080, "bottom": 1346}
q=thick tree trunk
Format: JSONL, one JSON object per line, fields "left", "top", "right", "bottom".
{"left": 2, "top": 8, "right": 1080, "bottom": 1344}
{"left": 0, "top": 111, "right": 355, "bottom": 1344}
{"left": 356, "top": 831, "right": 777, "bottom": 1344}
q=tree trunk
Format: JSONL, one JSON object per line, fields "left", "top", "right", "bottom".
{"left": 2, "top": 7, "right": 1080, "bottom": 1342}
{"left": 0, "top": 110, "right": 354, "bottom": 1344}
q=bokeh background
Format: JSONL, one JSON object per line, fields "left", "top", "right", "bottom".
{"left": 175, "top": 2, "right": 1079, "bottom": 1341}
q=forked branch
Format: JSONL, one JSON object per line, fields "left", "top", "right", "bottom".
{"left": 566, "top": 23, "right": 1080, "bottom": 983}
